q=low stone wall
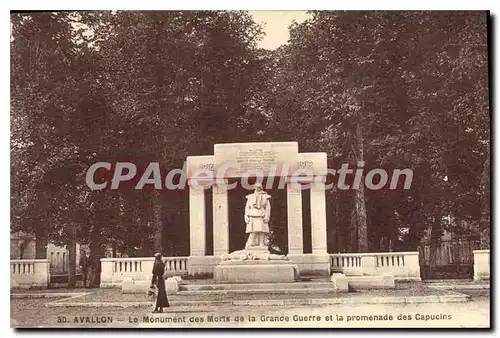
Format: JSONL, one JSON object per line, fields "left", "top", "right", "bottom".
{"left": 287, "top": 253, "right": 331, "bottom": 276}
{"left": 100, "top": 256, "right": 188, "bottom": 288}
{"left": 330, "top": 252, "right": 421, "bottom": 281}
{"left": 102, "top": 251, "right": 421, "bottom": 287}
{"left": 473, "top": 249, "right": 490, "bottom": 281}
{"left": 11, "top": 259, "right": 50, "bottom": 289}
{"left": 187, "top": 256, "right": 220, "bottom": 277}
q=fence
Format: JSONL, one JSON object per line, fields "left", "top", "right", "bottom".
{"left": 330, "top": 252, "right": 421, "bottom": 281}
{"left": 100, "top": 256, "right": 189, "bottom": 288}
{"left": 418, "top": 240, "right": 480, "bottom": 279}
{"left": 11, "top": 259, "right": 50, "bottom": 289}
{"left": 46, "top": 243, "right": 82, "bottom": 276}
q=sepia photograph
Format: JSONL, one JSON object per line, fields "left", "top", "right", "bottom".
{"left": 9, "top": 9, "right": 491, "bottom": 328}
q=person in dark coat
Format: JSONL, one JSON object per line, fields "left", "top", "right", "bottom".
{"left": 79, "top": 251, "right": 91, "bottom": 288}
{"left": 151, "top": 253, "right": 169, "bottom": 313}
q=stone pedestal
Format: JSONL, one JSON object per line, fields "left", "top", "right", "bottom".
{"left": 473, "top": 250, "right": 490, "bottom": 281}
{"left": 165, "top": 277, "right": 182, "bottom": 295}
{"left": 402, "top": 252, "right": 421, "bottom": 280}
{"left": 122, "top": 276, "right": 150, "bottom": 294}
{"left": 187, "top": 256, "right": 220, "bottom": 277}
{"left": 287, "top": 253, "right": 330, "bottom": 276}
{"left": 244, "top": 245, "right": 271, "bottom": 256}
{"left": 330, "top": 273, "right": 349, "bottom": 292}
{"left": 347, "top": 275, "right": 395, "bottom": 290}
{"left": 214, "top": 260, "right": 299, "bottom": 283}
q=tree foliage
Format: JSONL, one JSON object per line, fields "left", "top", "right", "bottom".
{"left": 11, "top": 11, "right": 490, "bottom": 271}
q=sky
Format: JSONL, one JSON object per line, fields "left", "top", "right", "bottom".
{"left": 248, "top": 11, "right": 312, "bottom": 50}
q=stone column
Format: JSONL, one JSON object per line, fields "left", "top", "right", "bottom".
{"left": 310, "top": 182, "right": 327, "bottom": 254}
{"left": 189, "top": 182, "right": 206, "bottom": 256}
{"left": 286, "top": 183, "right": 303, "bottom": 255}
{"left": 213, "top": 180, "right": 229, "bottom": 257}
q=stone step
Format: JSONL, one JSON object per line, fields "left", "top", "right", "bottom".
{"left": 177, "top": 288, "right": 336, "bottom": 297}
{"left": 49, "top": 293, "right": 469, "bottom": 308}
{"left": 171, "top": 291, "right": 343, "bottom": 301}
{"left": 170, "top": 293, "right": 469, "bottom": 307}
{"left": 180, "top": 282, "right": 333, "bottom": 291}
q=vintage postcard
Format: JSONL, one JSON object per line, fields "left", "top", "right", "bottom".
{"left": 10, "top": 10, "right": 490, "bottom": 328}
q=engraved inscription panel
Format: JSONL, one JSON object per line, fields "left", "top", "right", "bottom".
{"left": 214, "top": 142, "right": 299, "bottom": 178}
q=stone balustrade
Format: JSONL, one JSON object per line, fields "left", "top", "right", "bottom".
{"left": 330, "top": 252, "right": 421, "bottom": 281}
{"left": 473, "top": 249, "right": 490, "bottom": 281}
{"left": 11, "top": 259, "right": 50, "bottom": 289}
{"left": 330, "top": 254, "right": 362, "bottom": 273}
{"left": 100, "top": 256, "right": 188, "bottom": 288}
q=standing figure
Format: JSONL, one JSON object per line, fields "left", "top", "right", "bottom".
{"left": 244, "top": 183, "right": 271, "bottom": 249}
{"left": 151, "top": 253, "right": 169, "bottom": 313}
{"left": 79, "top": 251, "right": 91, "bottom": 288}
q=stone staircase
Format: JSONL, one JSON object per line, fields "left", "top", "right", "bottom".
{"left": 167, "top": 279, "right": 348, "bottom": 307}
{"left": 40, "top": 277, "right": 470, "bottom": 309}
{"left": 181, "top": 280, "right": 332, "bottom": 291}
{"left": 178, "top": 281, "right": 336, "bottom": 297}
{"left": 160, "top": 277, "right": 469, "bottom": 307}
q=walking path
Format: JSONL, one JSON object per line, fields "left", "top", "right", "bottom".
{"left": 10, "top": 280, "right": 490, "bottom": 328}
{"left": 11, "top": 281, "right": 475, "bottom": 308}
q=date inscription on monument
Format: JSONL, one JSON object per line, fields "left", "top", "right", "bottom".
{"left": 186, "top": 155, "right": 215, "bottom": 178}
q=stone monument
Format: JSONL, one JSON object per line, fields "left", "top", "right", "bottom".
{"left": 245, "top": 183, "right": 270, "bottom": 249}
{"left": 214, "top": 184, "right": 299, "bottom": 283}
{"left": 186, "top": 142, "right": 330, "bottom": 278}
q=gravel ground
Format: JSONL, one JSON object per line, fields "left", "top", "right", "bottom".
{"left": 11, "top": 288, "right": 90, "bottom": 294}
{"left": 11, "top": 299, "right": 139, "bottom": 328}
{"left": 455, "top": 290, "right": 491, "bottom": 302}
{"left": 422, "top": 279, "right": 490, "bottom": 285}
{"left": 11, "top": 296, "right": 490, "bottom": 328}
{"left": 23, "top": 282, "right": 454, "bottom": 305}
{"left": 11, "top": 281, "right": 489, "bottom": 328}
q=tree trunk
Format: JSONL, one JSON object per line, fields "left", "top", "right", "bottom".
{"left": 355, "top": 187, "right": 368, "bottom": 252}
{"left": 353, "top": 109, "right": 368, "bottom": 252}
{"left": 332, "top": 192, "right": 340, "bottom": 253}
{"left": 88, "top": 222, "right": 102, "bottom": 288}
{"left": 153, "top": 19, "right": 164, "bottom": 256}
{"left": 349, "top": 208, "right": 357, "bottom": 252}
{"left": 153, "top": 191, "right": 163, "bottom": 254}
{"left": 428, "top": 213, "right": 442, "bottom": 279}
{"left": 34, "top": 227, "right": 47, "bottom": 259}
{"left": 479, "top": 149, "right": 490, "bottom": 250}
{"left": 66, "top": 224, "right": 77, "bottom": 288}
{"left": 88, "top": 194, "right": 105, "bottom": 288}
{"left": 389, "top": 221, "right": 398, "bottom": 252}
